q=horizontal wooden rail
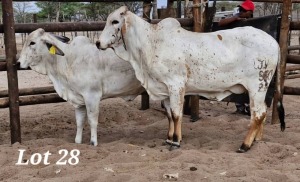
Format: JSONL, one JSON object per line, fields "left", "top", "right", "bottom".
{"left": 288, "top": 45, "right": 300, "bottom": 50}
{"left": 286, "top": 64, "right": 300, "bottom": 71}
{"left": 0, "top": 22, "right": 105, "bottom": 33}
{"left": 0, "top": 86, "right": 55, "bottom": 98}
{"left": 290, "top": 21, "right": 300, "bottom": 30}
{"left": 0, "top": 93, "right": 65, "bottom": 108}
{"left": 286, "top": 73, "right": 300, "bottom": 79}
{"left": 0, "top": 86, "right": 297, "bottom": 109}
{"left": 0, "top": 61, "right": 6, "bottom": 71}
{"left": 0, "top": 19, "right": 296, "bottom": 33}
{"left": 287, "top": 54, "right": 300, "bottom": 64}
{"left": 0, "top": 18, "right": 193, "bottom": 33}
{"left": 0, "top": 62, "right": 30, "bottom": 71}
{"left": 284, "top": 86, "right": 300, "bottom": 95}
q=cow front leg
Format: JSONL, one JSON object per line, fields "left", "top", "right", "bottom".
{"left": 85, "top": 95, "right": 101, "bottom": 146}
{"left": 162, "top": 98, "right": 174, "bottom": 145}
{"left": 238, "top": 96, "right": 267, "bottom": 153}
{"left": 169, "top": 89, "right": 185, "bottom": 150}
{"left": 74, "top": 106, "right": 87, "bottom": 144}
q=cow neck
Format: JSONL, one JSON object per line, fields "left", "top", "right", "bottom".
{"left": 114, "top": 11, "right": 153, "bottom": 89}
{"left": 44, "top": 42, "right": 70, "bottom": 85}
{"left": 46, "top": 53, "right": 72, "bottom": 100}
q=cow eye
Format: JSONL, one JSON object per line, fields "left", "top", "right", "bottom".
{"left": 29, "top": 42, "right": 35, "bottom": 46}
{"left": 112, "top": 20, "right": 119, "bottom": 25}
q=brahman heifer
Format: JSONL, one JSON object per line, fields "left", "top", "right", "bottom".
{"left": 18, "top": 28, "right": 144, "bottom": 146}
{"left": 97, "top": 6, "right": 285, "bottom": 152}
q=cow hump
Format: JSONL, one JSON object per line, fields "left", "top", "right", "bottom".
{"left": 158, "top": 18, "right": 181, "bottom": 30}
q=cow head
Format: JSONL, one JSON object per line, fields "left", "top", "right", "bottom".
{"left": 97, "top": 6, "right": 128, "bottom": 50}
{"left": 18, "top": 28, "right": 69, "bottom": 74}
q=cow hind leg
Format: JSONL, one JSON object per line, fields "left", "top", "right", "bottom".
{"left": 255, "top": 117, "right": 266, "bottom": 141}
{"left": 162, "top": 98, "right": 174, "bottom": 145}
{"left": 168, "top": 89, "right": 185, "bottom": 151}
{"left": 169, "top": 111, "right": 182, "bottom": 151}
{"left": 237, "top": 92, "right": 267, "bottom": 153}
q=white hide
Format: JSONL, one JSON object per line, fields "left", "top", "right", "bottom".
{"left": 98, "top": 6, "right": 280, "bottom": 151}
{"left": 18, "top": 28, "right": 144, "bottom": 146}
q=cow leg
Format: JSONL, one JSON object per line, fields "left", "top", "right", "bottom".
{"left": 74, "top": 106, "right": 87, "bottom": 144}
{"left": 255, "top": 117, "right": 266, "bottom": 141}
{"left": 85, "top": 95, "right": 101, "bottom": 146}
{"left": 238, "top": 93, "right": 267, "bottom": 153}
{"left": 162, "top": 98, "right": 174, "bottom": 145}
{"left": 169, "top": 89, "right": 185, "bottom": 150}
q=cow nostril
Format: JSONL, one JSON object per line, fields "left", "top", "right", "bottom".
{"left": 95, "top": 41, "right": 100, "bottom": 49}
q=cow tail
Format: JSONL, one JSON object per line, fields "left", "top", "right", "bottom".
{"left": 277, "top": 95, "right": 285, "bottom": 131}
{"left": 276, "top": 49, "right": 285, "bottom": 132}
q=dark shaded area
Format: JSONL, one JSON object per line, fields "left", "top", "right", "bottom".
{"left": 212, "top": 14, "right": 281, "bottom": 41}
{"left": 210, "top": 15, "right": 281, "bottom": 107}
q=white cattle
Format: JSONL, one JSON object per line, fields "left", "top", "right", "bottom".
{"left": 98, "top": 6, "right": 285, "bottom": 152}
{"left": 18, "top": 28, "right": 144, "bottom": 146}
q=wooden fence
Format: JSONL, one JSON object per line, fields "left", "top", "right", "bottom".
{"left": 0, "top": 0, "right": 299, "bottom": 144}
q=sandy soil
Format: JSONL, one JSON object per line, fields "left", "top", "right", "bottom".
{"left": 0, "top": 67, "right": 299, "bottom": 182}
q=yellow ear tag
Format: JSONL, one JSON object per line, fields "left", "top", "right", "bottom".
{"left": 49, "top": 46, "right": 56, "bottom": 55}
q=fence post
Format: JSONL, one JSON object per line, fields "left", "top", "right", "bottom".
{"left": 189, "top": 0, "right": 206, "bottom": 122}
{"left": 2, "top": 0, "right": 21, "bottom": 144}
{"left": 140, "top": 0, "right": 152, "bottom": 110}
{"left": 272, "top": 0, "right": 292, "bottom": 124}
{"left": 143, "top": 0, "right": 152, "bottom": 19}
{"left": 177, "top": 0, "right": 182, "bottom": 18}
{"left": 33, "top": 14, "right": 37, "bottom": 23}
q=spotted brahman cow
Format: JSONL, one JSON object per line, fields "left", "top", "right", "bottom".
{"left": 97, "top": 6, "right": 285, "bottom": 152}
{"left": 18, "top": 28, "right": 144, "bottom": 146}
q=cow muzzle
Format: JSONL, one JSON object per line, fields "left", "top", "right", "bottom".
{"left": 95, "top": 41, "right": 101, "bottom": 49}
{"left": 18, "top": 60, "right": 28, "bottom": 69}
{"left": 95, "top": 41, "right": 107, "bottom": 50}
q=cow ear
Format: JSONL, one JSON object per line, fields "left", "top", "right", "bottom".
{"left": 37, "top": 28, "right": 45, "bottom": 36}
{"left": 51, "top": 34, "right": 70, "bottom": 43}
{"left": 120, "top": 6, "right": 128, "bottom": 16}
{"left": 45, "top": 42, "right": 65, "bottom": 56}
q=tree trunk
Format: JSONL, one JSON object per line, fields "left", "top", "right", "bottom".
{"left": 152, "top": 0, "right": 158, "bottom": 19}
{"left": 56, "top": 2, "right": 61, "bottom": 22}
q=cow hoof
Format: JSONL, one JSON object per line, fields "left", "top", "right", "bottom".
{"left": 90, "top": 141, "right": 98, "bottom": 146}
{"left": 164, "top": 139, "right": 173, "bottom": 146}
{"left": 169, "top": 142, "right": 180, "bottom": 151}
{"left": 75, "top": 139, "right": 82, "bottom": 144}
{"left": 163, "top": 139, "right": 172, "bottom": 146}
{"left": 236, "top": 143, "right": 250, "bottom": 153}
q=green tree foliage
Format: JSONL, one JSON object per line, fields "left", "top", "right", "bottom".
{"left": 35, "top": 2, "right": 142, "bottom": 22}
{"left": 83, "top": 2, "right": 142, "bottom": 21}
{"left": 83, "top": 3, "right": 112, "bottom": 21}
{"left": 60, "top": 3, "right": 84, "bottom": 21}
{"left": 36, "top": 2, "right": 84, "bottom": 22}
{"left": 35, "top": 2, "right": 58, "bottom": 22}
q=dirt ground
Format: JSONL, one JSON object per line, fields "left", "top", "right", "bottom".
{"left": 0, "top": 68, "right": 299, "bottom": 182}
{"left": 0, "top": 34, "right": 300, "bottom": 181}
